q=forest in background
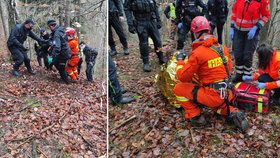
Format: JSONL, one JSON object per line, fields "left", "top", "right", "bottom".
{"left": 0, "top": 0, "right": 107, "bottom": 80}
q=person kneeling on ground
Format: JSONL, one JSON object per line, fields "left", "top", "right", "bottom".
{"left": 173, "top": 16, "right": 248, "bottom": 131}
{"left": 79, "top": 41, "right": 98, "bottom": 82}
{"left": 242, "top": 44, "right": 280, "bottom": 105}
{"left": 109, "top": 55, "right": 135, "bottom": 104}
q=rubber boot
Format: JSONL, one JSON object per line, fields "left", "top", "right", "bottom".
{"left": 143, "top": 57, "right": 151, "bottom": 72}
{"left": 11, "top": 69, "right": 22, "bottom": 77}
{"left": 189, "top": 114, "right": 206, "bottom": 126}
{"left": 118, "top": 96, "right": 135, "bottom": 104}
{"left": 110, "top": 48, "right": 118, "bottom": 56}
{"left": 27, "top": 69, "right": 36, "bottom": 75}
{"left": 228, "top": 111, "right": 249, "bottom": 132}
{"left": 123, "top": 48, "right": 129, "bottom": 55}
{"left": 157, "top": 52, "right": 166, "bottom": 65}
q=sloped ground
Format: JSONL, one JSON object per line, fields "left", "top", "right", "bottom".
{"left": 0, "top": 57, "right": 107, "bottom": 157}
{"left": 109, "top": 40, "right": 280, "bottom": 157}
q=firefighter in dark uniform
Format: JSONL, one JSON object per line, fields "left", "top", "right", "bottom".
{"left": 7, "top": 18, "right": 46, "bottom": 76}
{"left": 176, "top": 0, "right": 207, "bottom": 50}
{"left": 47, "top": 19, "right": 71, "bottom": 84}
{"left": 109, "top": 55, "right": 135, "bottom": 104}
{"left": 207, "top": 0, "right": 228, "bottom": 44}
{"left": 124, "top": 0, "right": 166, "bottom": 72}
{"left": 79, "top": 41, "right": 98, "bottom": 82}
{"left": 109, "top": 0, "right": 129, "bottom": 56}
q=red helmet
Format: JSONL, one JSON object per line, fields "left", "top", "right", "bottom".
{"left": 65, "top": 27, "right": 76, "bottom": 36}
{"left": 191, "top": 16, "right": 210, "bottom": 33}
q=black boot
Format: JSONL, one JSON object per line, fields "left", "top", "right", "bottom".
{"left": 123, "top": 48, "right": 129, "bottom": 55}
{"left": 118, "top": 96, "right": 135, "bottom": 104}
{"left": 189, "top": 114, "right": 206, "bottom": 126}
{"left": 232, "top": 73, "right": 243, "bottom": 83}
{"left": 142, "top": 58, "right": 151, "bottom": 72}
{"left": 27, "top": 69, "right": 36, "bottom": 75}
{"left": 110, "top": 48, "right": 118, "bottom": 56}
{"left": 157, "top": 52, "right": 166, "bottom": 65}
{"left": 228, "top": 111, "right": 249, "bottom": 132}
{"left": 11, "top": 70, "right": 22, "bottom": 77}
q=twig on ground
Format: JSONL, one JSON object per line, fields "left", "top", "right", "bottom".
{"left": 78, "top": 131, "right": 96, "bottom": 154}
{"left": 11, "top": 104, "right": 73, "bottom": 147}
{"left": 110, "top": 115, "right": 137, "bottom": 133}
{"left": 37, "top": 146, "right": 49, "bottom": 158}
{"left": 32, "top": 140, "right": 38, "bottom": 158}
{"left": 186, "top": 124, "right": 196, "bottom": 144}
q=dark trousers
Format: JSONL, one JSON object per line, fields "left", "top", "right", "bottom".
{"left": 53, "top": 58, "right": 68, "bottom": 83}
{"left": 258, "top": 74, "right": 280, "bottom": 100}
{"left": 8, "top": 46, "right": 32, "bottom": 71}
{"left": 210, "top": 22, "right": 224, "bottom": 44}
{"left": 109, "top": 12, "right": 128, "bottom": 50}
{"left": 177, "top": 21, "right": 194, "bottom": 50}
{"left": 37, "top": 51, "right": 50, "bottom": 69}
{"left": 109, "top": 55, "right": 122, "bottom": 103}
{"left": 78, "top": 58, "right": 83, "bottom": 75}
{"left": 86, "top": 61, "right": 95, "bottom": 81}
{"left": 232, "top": 29, "right": 259, "bottom": 75}
{"left": 136, "top": 20, "right": 162, "bottom": 61}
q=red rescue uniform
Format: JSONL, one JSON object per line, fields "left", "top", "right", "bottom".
{"left": 253, "top": 51, "right": 280, "bottom": 89}
{"left": 173, "top": 35, "right": 238, "bottom": 119}
{"left": 231, "top": 0, "right": 270, "bottom": 31}
{"left": 66, "top": 37, "right": 80, "bottom": 80}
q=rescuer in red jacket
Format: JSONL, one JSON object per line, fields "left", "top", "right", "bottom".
{"left": 173, "top": 16, "right": 248, "bottom": 131}
{"left": 230, "top": 0, "right": 270, "bottom": 83}
{"left": 242, "top": 44, "right": 280, "bottom": 104}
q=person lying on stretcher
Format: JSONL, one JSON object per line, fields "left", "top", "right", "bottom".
{"left": 242, "top": 44, "right": 280, "bottom": 105}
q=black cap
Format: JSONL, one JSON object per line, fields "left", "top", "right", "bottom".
{"left": 47, "top": 19, "right": 57, "bottom": 26}
{"left": 24, "top": 18, "right": 35, "bottom": 25}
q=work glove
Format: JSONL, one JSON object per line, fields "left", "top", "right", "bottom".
{"left": 119, "top": 16, "right": 125, "bottom": 22}
{"left": 48, "top": 57, "right": 53, "bottom": 64}
{"left": 230, "top": 28, "right": 234, "bottom": 40}
{"left": 178, "top": 22, "right": 183, "bottom": 29}
{"left": 247, "top": 26, "right": 258, "bottom": 40}
{"left": 176, "top": 52, "right": 187, "bottom": 61}
{"left": 256, "top": 82, "right": 266, "bottom": 89}
{"left": 128, "top": 25, "right": 136, "bottom": 34}
{"left": 157, "top": 21, "right": 162, "bottom": 29}
{"left": 242, "top": 75, "right": 253, "bottom": 82}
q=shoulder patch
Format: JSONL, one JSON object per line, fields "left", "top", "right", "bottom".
{"left": 276, "top": 52, "right": 280, "bottom": 61}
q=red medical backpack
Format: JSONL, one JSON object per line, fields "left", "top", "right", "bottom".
{"left": 233, "top": 82, "right": 271, "bottom": 113}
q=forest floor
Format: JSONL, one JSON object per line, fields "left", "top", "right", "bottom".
{"left": 109, "top": 38, "right": 280, "bottom": 157}
{"left": 0, "top": 50, "right": 107, "bottom": 156}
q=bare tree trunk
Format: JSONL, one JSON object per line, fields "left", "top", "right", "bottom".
{"left": 6, "top": 0, "right": 19, "bottom": 29}
{"left": 64, "top": 0, "right": 70, "bottom": 27}
{"left": 0, "top": 0, "right": 7, "bottom": 38}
